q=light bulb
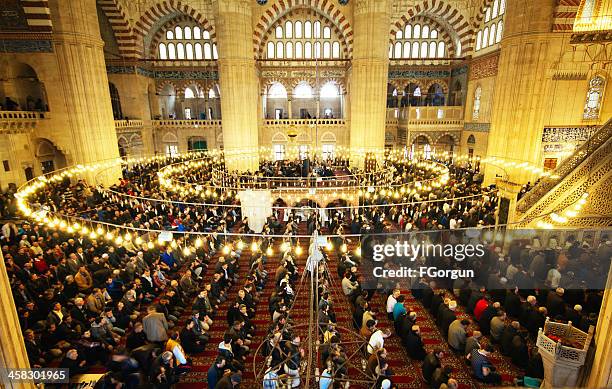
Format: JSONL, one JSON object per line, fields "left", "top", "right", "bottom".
{"left": 341, "top": 243, "right": 348, "bottom": 253}
{"left": 147, "top": 241, "right": 154, "bottom": 249}
{"left": 222, "top": 245, "right": 230, "bottom": 255}
{"left": 237, "top": 240, "right": 245, "bottom": 250}
{"left": 355, "top": 246, "right": 362, "bottom": 256}
{"left": 251, "top": 241, "right": 259, "bottom": 252}
{"left": 295, "top": 245, "right": 303, "bottom": 255}
{"left": 183, "top": 247, "right": 191, "bottom": 256}
{"left": 195, "top": 238, "right": 203, "bottom": 248}
{"left": 266, "top": 246, "right": 273, "bottom": 256}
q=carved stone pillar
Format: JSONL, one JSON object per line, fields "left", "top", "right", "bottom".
{"left": 484, "top": 0, "right": 557, "bottom": 185}
{"left": 349, "top": 0, "right": 390, "bottom": 167}
{"left": 213, "top": 0, "right": 259, "bottom": 171}
{"left": 49, "top": 0, "right": 121, "bottom": 184}
{"left": 0, "top": 251, "right": 36, "bottom": 389}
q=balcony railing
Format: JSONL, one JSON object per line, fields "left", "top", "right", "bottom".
{"left": 154, "top": 119, "right": 222, "bottom": 127}
{"left": 263, "top": 118, "right": 346, "bottom": 126}
{"left": 114, "top": 120, "right": 144, "bottom": 129}
{"left": 0, "top": 111, "right": 46, "bottom": 133}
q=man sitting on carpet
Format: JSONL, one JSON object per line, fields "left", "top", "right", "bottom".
{"left": 470, "top": 345, "right": 502, "bottom": 385}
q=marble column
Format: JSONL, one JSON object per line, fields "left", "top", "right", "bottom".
{"left": 0, "top": 251, "right": 36, "bottom": 389}
{"left": 49, "top": 0, "right": 121, "bottom": 185}
{"left": 349, "top": 0, "right": 390, "bottom": 167}
{"left": 586, "top": 263, "right": 612, "bottom": 388}
{"left": 483, "top": 0, "right": 557, "bottom": 186}
{"left": 213, "top": 0, "right": 260, "bottom": 172}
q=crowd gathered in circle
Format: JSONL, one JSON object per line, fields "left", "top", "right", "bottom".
{"left": 1, "top": 154, "right": 608, "bottom": 389}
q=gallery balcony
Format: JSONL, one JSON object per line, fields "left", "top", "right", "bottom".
{"left": 0, "top": 111, "right": 46, "bottom": 134}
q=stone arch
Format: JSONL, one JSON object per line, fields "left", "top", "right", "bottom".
{"left": 156, "top": 80, "right": 177, "bottom": 94}
{"left": 423, "top": 78, "right": 449, "bottom": 93}
{"left": 257, "top": 7, "right": 351, "bottom": 59}
{"left": 261, "top": 79, "right": 291, "bottom": 95}
{"left": 320, "top": 131, "right": 337, "bottom": 143}
{"left": 253, "top": 0, "right": 353, "bottom": 58}
{"left": 474, "top": 0, "right": 496, "bottom": 27}
{"left": 34, "top": 138, "right": 67, "bottom": 174}
{"left": 96, "top": 0, "right": 137, "bottom": 58}
{"left": 148, "top": 14, "right": 214, "bottom": 59}
{"left": 434, "top": 132, "right": 459, "bottom": 144}
{"left": 390, "top": 14, "right": 456, "bottom": 57}
{"left": 161, "top": 131, "right": 178, "bottom": 143}
{"left": 411, "top": 133, "right": 433, "bottom": 144}
{"left": 390, "top": 0, "right": 471, "bottom": 56}
{"left": 319, "top": 78, "right": 346, "bottom": 95}
{"left": 134, "top": 0, "right": 215, "bottom": 54}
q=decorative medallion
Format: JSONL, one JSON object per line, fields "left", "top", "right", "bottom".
{"left": 257, "top": 0, "right": 267, "bottom": 5}
{"left": 339, "top": 0, "right": 349, "bottom": 5}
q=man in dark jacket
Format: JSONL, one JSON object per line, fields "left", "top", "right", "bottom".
{"left": 422, "top": 349, "right": 443, "bottom": 383}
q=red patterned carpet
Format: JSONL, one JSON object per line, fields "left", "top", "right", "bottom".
{"left": 171, "top": 223, "right": 523, "bottom": 388}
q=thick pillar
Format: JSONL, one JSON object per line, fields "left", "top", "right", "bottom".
{"left": 586, "top": 263, "right": 612, "bottom": 388}
{"left": 484, "top": 0, "right": 557, "bottom": 185}
{"left": 349, "top": 0, "right": 390, "bottom": 167}
{"left": 0, "top": 252, "right": 36, "bottom": 389}
{"left": 49, "top": 0, "right": 121, "bottom": 184}
{"left": 213, "top": 0, "right": 259, "bottom": 171}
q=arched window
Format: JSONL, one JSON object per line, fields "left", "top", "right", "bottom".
{"left": 268, "top": 82, "right": 287, "bottom": 98}
{"left": 332, "top": 42, "right": 340, "bottom": 58}
{"left": 473, "top": 86, "right": 482, "bottom": 120}
{"left": 584, "top": 75, "right": 606, "bottom": 119}
{"left": 276, "top": 26, "right": 283, "bottom": 38}
{"left": 209, "top": 89, "right": 216, "bottom": 99}
{"left": 323, "top": 26, "right": 331, "bottom": 39}
{"left": 264, "top": 17, "right": 344, "bottom": 60}
{"left": 394, "top": 42, "right": 402, "bottom": 58}
{"left": 320, "top": 82, "right": 339, "bottom": 98}
{"left": 177, "top": 43, "right": 185, "bottom": 59}
{"left": 159, "top": 43, "right": 167, "bottom": 59}
{"left": 391, "top": 21, "right": 447, "bottom": 61}
{"left": 323, "top": 41, "right": 331, "bottom": 58}
{"left": 286, "top": 42, "right": 293, "bottom": 58}
{"left": 296, "top": 42, "right": 303, "bottom": 58}
{"left": 492, "top": 0, "right": 499, "bottom": 18}
{"left": 213, "top": 44, "right": 218, "bottom": 59}
{"left": 476, "top": 3, "right": 505, "bottom": 52}
{"left": 467, "top": 134, "right": 476, "bottom": 144}
{"left": 304, "top": 21, "right": 312, "bottom": 38}
{"left": 412, "top": 42, "right": 419, "bottom": 58}
{"left": 305, "top": 42, "right": 312, "bottom": 58}
{"left": 204, "top": 43, "right": 212, "bottom": 59}
{"left": 422, "top": 25, "right": 430, "bottom": 38}
{"left": 267, "top": 42, "right": 275, "bottom": 58}
{"left": 158, "top": 23, "right": 215, "bottom": 61}
{"left": 294, "top": 82, "right": 314, "bottom": 98}
{"left": 420, "top": 42, "right": 428, "bottom": 58}
{"left": 276, "top": 41, "right": 284, "bottom": 58}
{"left": 184, "top": 87, "right": 195, "bottom": 99}
{"left": 429, "top": 42, "right": 437, "bottom": 58}
{"left": 437, "top": 42, "right": 445, "bottom": 57}
{"left": 389, "top": 45, "right": 393, "bottom": 59}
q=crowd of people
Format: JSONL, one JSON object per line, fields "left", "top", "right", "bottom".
{"left": 3, "top": 153, "right": 609, "bottom": 389}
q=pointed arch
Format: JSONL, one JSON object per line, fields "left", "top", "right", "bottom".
{"left": 253, "top": 0, "right": 353, "bottom": 58}
{"left": 97, "top": 0, "right": 138, "bottom": 58}
{"left": 390, "top": 0, "right": 472, "bottom": 56}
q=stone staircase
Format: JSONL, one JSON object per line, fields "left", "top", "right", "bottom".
{"left": 516, "top": 118, "right": 612, "bottom": 227}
